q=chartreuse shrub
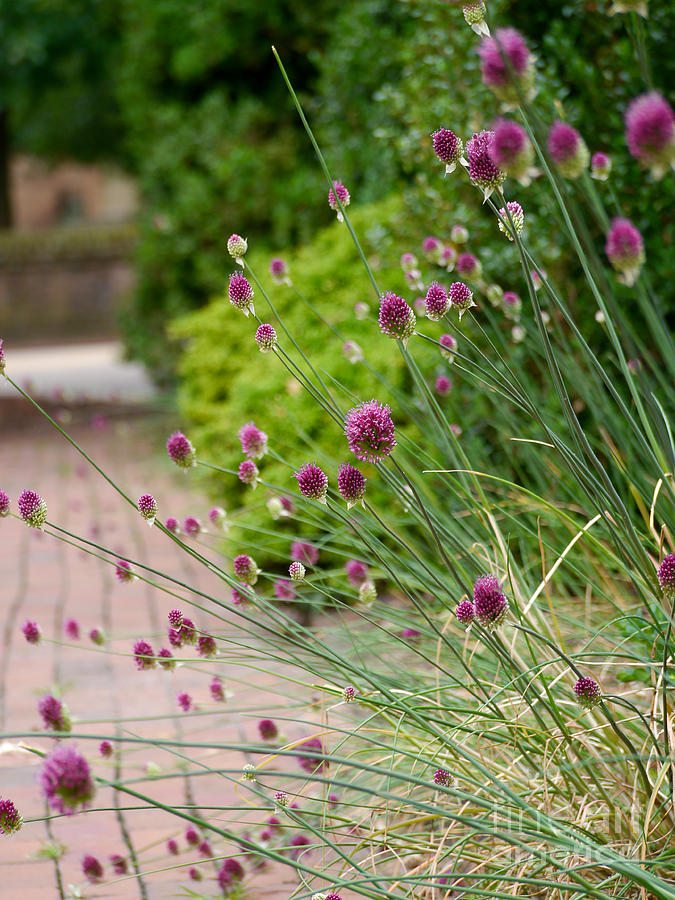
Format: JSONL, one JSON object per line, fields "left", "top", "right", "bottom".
{"left": 2, "top": 4, "right": 675, "bottom": 900}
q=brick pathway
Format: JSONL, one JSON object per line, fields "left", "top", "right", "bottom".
{"left": 0, "top": 408, "right": 332, "bottom": 899}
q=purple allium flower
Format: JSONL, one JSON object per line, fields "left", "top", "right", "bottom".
{"left": 138, "top": 493, "right": 158, "bottom": 526}
{"left": 448, "top": 281, "right": 475, "bottom": 317}
{"left": 498, "top": 201, "right": 524, "bottom": 241}
{"left": 258, "top": 718, "right": 278, "bottom": 740}
{"left": 82, "top": 854, "right": 104, "bottom": 883}
{"left": 342, "top": 340, "right": 364, "bottom": 364}
{"left": 401, "top": 628, "right": 421, "bottom": 641}
{"left": 456, "top": 600, "right": 475, "bottom": 625}
{"left": 267, "top": 815, "right": 282, "bottom": 830}
{"left": 229, "top": 272, "right": 255, "bottom": 316}
{"left": 41, "top": 744, "right": 95, "bottom": 815}
{"left": 89, "top": 627, "right": 105, "bottom": 645}
{"left": 434, "top": 768, "right": 451, "bottom": 787}
{"left": 531, "top": 268, "right": 545, "bottom": 291}
{"left": 466, "top": 131, "right": 506, "bottom": 197}
{"left": 345, "top": 400, "right": 396, "bottom": 463}
{"left": 38, "top": 695, "right": 71, "bottom": 732}
{"left": 133, "top": 639, "right": 156, "bottom": 671}
{"left": 110, "top": 854, "right": 128, "bottom": 875}
{"left": 591, "top": 152, "right": 612, "bottom": 181}
{"left": 512, "top": 322, "right": 526, "bottom": 342}
{"left": 22, "top": 620, "right": 41, "bottom": 644}
{"left": 547, "top": 121, "right": 589, "bottom": 178}
{"left": 99, "top": 740, "right": 113, "bottom": 758}
{"left": 345, "top": 559, "right": 368, "bottom": 587}
{"left": 502, "top": 291, "right": 522, "bottom": 320}
{"left": 291, "top": 541, "right": 319, "bottom": 566}
{"left": 289, "top": 561, "right": 306, "bottom": 581}
{"left": 400, "top": 251, "right": 418, "bottom": 270}
{"left": 233, "top": 553, "right": 259, "bottom": 584}
{"left": 378, "top": 292, "right": 416, "bottom": 343}
{"left": 183, "top": 516, "right": 201, "bottom": 537}
{"left": 425, "top": 282, "right": 449, "bottom": 321}
{"left": 297, "top": 737, "right": 324, "bottom": 773}
{"left": 478, "top": 28, "right": 535, "bottom": 107}
{"left": 231, "top": 583, "right": 250, "bottom": 605}
{"left": 273, "top": 790, "right": 288, "bottom": 810}
{"left": 209, "top": 507, "right": 227, "bottom": 529}
{"left": 359, "top": 580, "right": 377, "bottom": 605}
{"left": 238, "top": 422, "right": 268, "bottom": 459}
{"left": 177, "top": 692, "right": 192, "bottom": 712}
{"left": 328, "top": 180, "right": 350, "bottom": 220}
{"left": 115, "top": 560, "right": 135, "bottom": 583}
{"left": 269, "top": 256, "right": 290, "bottom": 284}
{"left": 185, "top": 826, "right": 200, "bottom": 846}
{"left": 196, "top": 634, "right": 216, "bottom": 658}
{"left": 343, "top": 685, "right": 356, "bottom": 702}
{"left": 220, "top": 858, "right": 245, "bottom": 887}
{"left": 167, "top": 838, "right": 179, "bottom": 855}
{"left": 0, "top": 339, "right": 5, "bottom": 376}
{"left": 158, "top": 648, "right": 175, "bottom": 670}
{"left": 462, "top": 1, "right": 488, "bottom": 35}
{"left": 17, "top": 489, "right": 47, "bottom": 528}
{"left": 439, "top": 333, "right": 457, "bottom": 362}
{"left": 657, "top": 554, "right": 675, "bottom": 599}
{"left": 210, "top": 675, "right": 225, "bottom": 702}
{"left": 274, "top": 579, "right": 296, "bottom": 601}
{"left": 179, "top": 617, "right": 197, "bottom": 644}
{"left": 227, "top": 233, "right": 247, "bottom": 261}
{"left": 435, "top": 375, "right": 452, "bottom": 396}
{"left": 255, "top": 323, "right": 278, "bottom": 353}
{"left": 489, "top": 118, "right": 535, "bottom": 183}
{"left": 473, "top": 575, "right": 508, "bottom": 631}
{"left": 450, "top": 225, "right": 469, "bottom": 245}
{"left": 441, "top": 246, "right": 457, "bottom": 271}
{"left": 165, "top": 516, "right": 179, "bottom": 533}
{"left": 295, "top": 462, "right": 329, "bottom": 503}
{"left": 337, "top": 463, "right": 367, "bottom": 508}
{"left": 197, "top": 839, "right": 212, "bottom": 858}
{"left": 0, "top": 490, "right": 9, "bottom": 517}
{"left": 290, "top": 834, "right": 311, "bottom": 857}
{"left": 0, "top": 798, "right": 22, "bottom": 834}
{"left": 166, "top": 431, "right": 196, "bottom": 469}
{"left": 486, "top": 284, "right": 503, "bottom": 308}
{"left": 432, "top": 128, "right": 464, "bottom": 173}
{"left": 168, "top": 608, "right": 183, "bottom": 627}
{"left": 605, "top": 217, "right": 645, "bottom": 286}
{"left": 455, "top": 254, "right": 481, "bottom": 282}
{"left": 237, "top": 459, "right": 259, "bottom": 488}
{"left": 325, "top": 894, "right": 343, "bottom": 900}
{"left": 354, "top": 301, "right": 370, "bottom": 320}
{"left": 625, "top": 92, "right": 674, "bottom": 178}
{"left": 574, "top": 676, "right": 601, "bottom": 709}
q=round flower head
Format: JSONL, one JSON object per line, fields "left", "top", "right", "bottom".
{"left": 166, "top": 431, "right": 196, "bottom": 469}
{"left": 605, "top": 217, "right": 645, "bottom": 286}
{"left": 289, "top": 560, "right": 306, "bottom": 581}
{"left": 22, "top": 620, "right": 41, "bottom": 644}
{"left": 189, "top": 867, "right": 202, "bottom": 881}
{"left": 432, "top": 128, "right": 464, "bottom": 173}
{"left": 177, "top": 692, "right": 192, "bottom": 712}
{"left": 591, "top": 152, "right": 612, "bottom": 181}
{"left": 197, "top": 634, "right": 216, "bottom": 658}
{"left": 269, "top": 257, "right": 291, "bottom": 285}
{"left": 478, "top": 28, "right": 535, "bottom": 108}
{"left": 435, "top": 375, "right": 452, "bottom": 397}
{"left": 274, "top": 578, "right": 296, "bottom": 600}
{"left": 657, "top": 554, "right": 675, "bottom": 599}
{"left": 434, "top": 768, "right": 451, "bottom": 787}
{"left": 239, "top": 422, "right": 268, "bottom": 459}
{"left": 297, "top": 736, "right": 324, "bottom": 773}
{"left": 462, "top": 1, "right": 489, "bottom": 36}
{"left": 133, "top": 639, "right": 156, "bottom": 670}
{"left": 531, "top": 268, "right": 545, "bottom": 291}
{"left": 456, "top": 254, "right": 482, "bottom": 282}
{"left": 498, "top": 201, "right": 524, "bottom": 241}
{"left": 359, "top": 580, "right": 377, "bottom": 605}
{"left": 185, "top": 827, "right": 200, "bottom": 845}
{"left": 574, "top": 676, "right": 601, "bottom": 709}
{"left": 41, "top": 744, "right": 95, "bottom": 815}
{"left": 209, "top": 506, "right": 227, "bottom": 528}
{"left": 295, "top": 462, "right": 329, "bottom": 503}
{"left": 38, "top": 695, "right": 71, "bottom": 732}
{"left": 99, "top": 740, "right": 113, "bottom": 758}
{"left": 221, "top": 858, "right": 245, "bottom": 884}
{"left": 233, "top": 553, "right": 259, "bottom": 585}
{"left": 490, "top": 119, "right": 536, "bottom": 184}
{"left": 89, "top": 627, "right": 105, "bottom": 645}
{"left": 425, "top": 282, "right": 449, "bottom": 321}
{"left": 450, "top": 224, "right": 469, "bottom": 245}
{"left": 158, "top": 647, "right": 175, "bottom": 670}
{"left": 258, "top": 718, "right": 278, "bottom": 740}
{"left": 441, "top": 246, "right": 457, "bottom": 271}
{"left": 0, "top": 798, "right": 23, "bottom": 835}
{"left": 449, "top": 281, "right": 475, "bottom": 318}
{"left": 337, "top": 463, "right": 367, "bottom": 509}
{"left": 486, "top": 283, "right": 503, "bottom": 308}
{"left": 227, "top": 233, "right": 247, "bottom": 263}
{"left": 18, "top": 489, "right": 47, "bottom": 528}
{"left": 354, "top": 301, "right": 369, "bottom": 320}
{"left": 0, "top": 490, "right": 9, "bottom": 517}
{"left": 210, "top": 675, "right": 225, "bottom": 702}
{"left": 343, "top": 340, "right": 364, "bottom": 364}
{"left": 400, "top": 252, "right": 418, "bottom": 270}
{"left": 165, "top": 516, "right": 179, "bottom": 534}
{"left": 439, "top": 333, "right": 457, "bottom": 363}
{"left": 625, "top": 91, "right": 674, "bottom": 179}
{"left": 183, "top": 516, "right": 201, "bottom": 537}
{"left": 82, "top": 855, "right": 104, "bottom": 883}
{"left": 345, "top": 559, "right": 368, "bottom": 587}
{"left": 291, "top": 541, "right": 319, "bottom": 566}
{"left": 242, "top": 763, "right": 256, "bottom": 781}
{"left": 502, "top": 291, "right": 522, "bottom": 321}
{"left": 255, "top": 323, "right": 277, "bottom": 353}
{"left": 465, "top": 131, "right": 506, "bottom": 198}
{"left": 473, "top": 575, "right": 508, "bottom": 631}
{"left": 228, "top": 272, "right": 255, "bottom": 316}
{"left": 328, "top": 180, "right": 350, "bottom": 221}
{"left": 166, "top": 838, "right": 179, "bottom": 856}
{"left": 238, "top": 459, "right": 259, "bottom": 488}
{"left": 345, "top": 400, "right": 396, "bottom": 463}
{"left": 456, "top": 600, "right": 475, "bottom": 625}
{"left": 115, "top": 560, "right": 136, "bottom": 583}
{"left": 110, "top": 855, "right": 128, "bottom": 875}
{"left": 378, "top": 292, "right": 416, "bottom": 344}
{"left": 342, "top": 685, "right": 356, "bottom": 703}
{"left": 547, "top": 121, "right": 589, "bottom": 179}
{"left": 64, "top": 618, "right": 80, "bottom": 640}
{"left": 138, "top": 493, "right": 157, "bottom": 526}
{"left": 325, "top": 894, "right": 343, "bottom": 900}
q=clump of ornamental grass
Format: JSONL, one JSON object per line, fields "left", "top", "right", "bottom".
{"left": 1, "top": 8, "right": 675, "bottom": 900}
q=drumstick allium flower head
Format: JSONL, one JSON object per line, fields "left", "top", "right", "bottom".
{"left": 345, "top": 400, "right": 396, "bottom": 463}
